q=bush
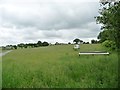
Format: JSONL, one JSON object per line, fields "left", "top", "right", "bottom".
{"left": 102, "top": 40, "right": 116, "bottom": 50}
{"left": 42, "top": 42, "right": 49, "bottom": 46}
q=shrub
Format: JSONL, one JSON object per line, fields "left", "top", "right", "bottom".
{"left": 102, "top": 40, "right": 116, "bottom": 50}
{"left": 42, "top": 42, "right": 49, "bottom": 46}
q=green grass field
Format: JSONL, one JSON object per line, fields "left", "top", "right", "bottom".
{"left": 2, "top": 44, "right": 118, "bottom": 88}
{"left": 0, "top": 48, "right": 2, "bottom": 53}
{"left": 0, "top": 61, "right": 1, "bottom": 89}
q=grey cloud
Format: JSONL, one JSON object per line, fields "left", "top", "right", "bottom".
{"left": 1, "top": 2, "right": 99, "bottom": 30}
{"left": 0, "top": 0, "right": 101, "bottom": 46}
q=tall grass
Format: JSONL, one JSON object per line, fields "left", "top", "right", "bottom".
{"left": 0, "top": 58, "right": 1, "bottom": 89}
{"left": 2, "top": 44, "right": 118, "bottom": 88}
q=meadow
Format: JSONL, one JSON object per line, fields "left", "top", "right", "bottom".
{"left": 0, "top": 48, "right": 2, "bottom": 53}
{"left": 0, "top": 48, "right": 2, "bottom": 89}
{"left": 2, "top": 44, "right": 118, "bottom": 88}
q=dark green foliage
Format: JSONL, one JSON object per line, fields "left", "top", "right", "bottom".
{"left": 73, "top": 38, "right": 83, "bottom": 44}
{"left": 17, "top": 43, "right": 24, "bottom": 49}
{"left": 24, "top": 44, "right": 27, "bottom": 48}
{"left": 55, "top": 42, "right": 59, "bottom": 45}
{"left": 68, "top": 42, "right": 71, "bottom": 44}
{"left": 37, "top": 41, "right": 42, "bottom": 46}
{"left": 91, "top": 39, "right": 99, "bottom": 44}
{"left": 96, "top": 1, "right": 120, "bottom": 49}
{"left": 42, "top": 41, "right": 49, "bottom": 46}
{"left": 83, "top": 42, "right": 89, "bottom": 44}
{"left": 13, "top": 45, "right": 17, "bottom": 49}
{"left": 102, "top": 40, "right": 116, "bottom": 50}
{"left": 16, "top": 41, "right": 49, "bottom": 49}
{"left": 97, "top": 29, "right": 115, "bottom": 43}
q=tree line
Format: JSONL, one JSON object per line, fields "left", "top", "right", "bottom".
{"left": 3, "top": 38, "right": 100, "bottom": 50}
{"left": 2, "top": 41, "right": 49, "bottom": 50}
{"left": 95, "top": 1, "right": 120, "bottom": 50}
{"left": 18, "top": 41, "right": 49, "bottom": 49}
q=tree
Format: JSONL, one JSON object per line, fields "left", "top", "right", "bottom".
{"left": 68, "top": 42, "right": 71, "bottom": 44}
{"left": 102, "top": 40, "right": 116, "bottom": 50}
{"left": 13, "top": 45, "right": 17, "bottom": 49}
{"left": 37, "top": 41, "right": 42, "bottom": 47}
{"left": 27, "top": 43, "right": 33, "bottom": 48}
{"left": 55, "top": 42, "right": 59, "bottom": 45}
{"left": 83, "top": 42, "right": 89, "bottom": 44}
{"left": 73, "top": 38, "right": 83, "bottom": 44}
{"left": 91, "top": 39, "right": 98, "bottom": 44}
{"left": 28, "top": 43, "right": 35, "bottom": 48}
{"left": 24, "top": 44, "right": 28, "bottom": 48}
{"left": 97, "top": 29, "right": 115, "bottom": 43}
{"left": 17, "top": 43, "right": 24, "bottom": 49}
{"left": 95, "top": 1, "right": 120, "bottom": 49}
{"left": 42, "top": 41, "right": 49, "bottom": 46}
{"left": 86, "top": 42, "right": 89, "bottom": 44}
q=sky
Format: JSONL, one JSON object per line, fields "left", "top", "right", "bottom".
{"left": 0, "top": 0, "right": 101, "bottom": 46}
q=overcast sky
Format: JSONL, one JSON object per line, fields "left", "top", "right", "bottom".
{"left": 0, "top": 0, "right": 101, "bottom": 46}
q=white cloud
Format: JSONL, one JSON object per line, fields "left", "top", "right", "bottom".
{"left": 0, "top": 0, "right": 100, "bottom": 46}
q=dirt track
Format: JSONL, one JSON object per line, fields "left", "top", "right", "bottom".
{"left": 0, "top": 50, "right": 12, "bottom": 57}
